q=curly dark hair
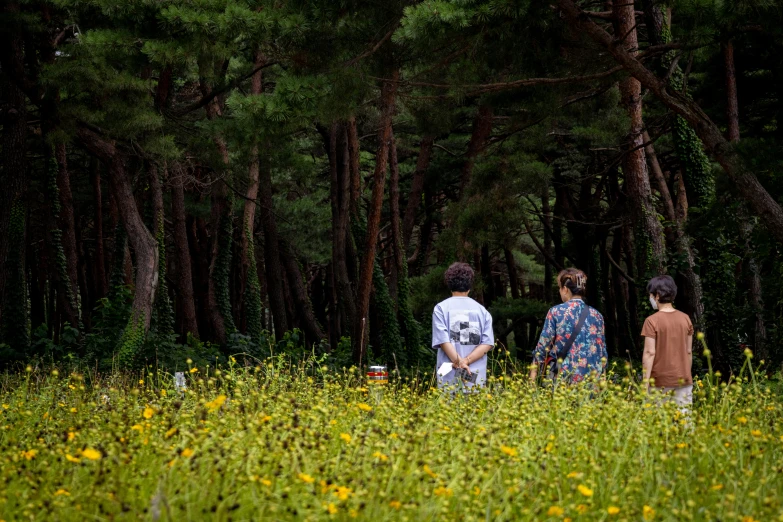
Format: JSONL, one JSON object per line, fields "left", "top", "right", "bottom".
{"left": 444, "top": 262, "right": 474, "bottom": 292}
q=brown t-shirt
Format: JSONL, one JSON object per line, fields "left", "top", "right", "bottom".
{"left": 641, "top": 310, "right": 694, "bottom": 388}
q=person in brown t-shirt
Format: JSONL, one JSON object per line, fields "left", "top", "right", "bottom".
{"left": 641, "top": 275, "right": 694, "bottom": 410}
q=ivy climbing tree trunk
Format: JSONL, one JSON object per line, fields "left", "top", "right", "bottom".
{"left": 54, "top": 144, "right": 81, "bottom": 330}
{"left": 558, "top": 0, "right": 783, "bottom": 245}
{"left": 353, "top": 73, "right": 398, "bottom": 365}
{"left": 92, "top": 161, "right": 108, "bottom": 300}
{"left": 150, "top": 165, "right": 174, "bottom": 335}
{"left": 613, "top": 0, "right": 666, "bottom": 277}
{"left": 388, "top": 131, "right": 403, "bottom": 304}
{"left": 238, "top": 51, "right": 265, "bottom": 342}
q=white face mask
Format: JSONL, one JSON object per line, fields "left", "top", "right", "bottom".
{"left": 649, "top": 296, "right": 658, "bottom": 310}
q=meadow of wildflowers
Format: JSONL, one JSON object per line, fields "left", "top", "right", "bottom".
{"left": 0, "top": 355, "right": 781, "bottom": 521}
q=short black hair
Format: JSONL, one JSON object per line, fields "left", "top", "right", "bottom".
{"left": 444, "top": 262, "right": 474, "bottom": 292}
{"left": 647, "top": 275, "right": 677, "bottom": 304}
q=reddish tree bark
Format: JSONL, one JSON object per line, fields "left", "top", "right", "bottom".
{"left": 170, "top": 168, "right": 199, "bottom": 339}
{"left": 54, "top": 144, "right": 80, "bottom": 329}
{"left": 612, "top": 0, "right": 667, "bottom": 276}
{"left": 353, "top": 74, "right": 398, "bottom": 364}
{"left": 723, "top": 39, "right": 740, "bottom": 143}
{"left": 402, "top": 135, "right": 434, "bottom": 250}
{"left": 459, "top": 105, "right": 493, "bottom": 197}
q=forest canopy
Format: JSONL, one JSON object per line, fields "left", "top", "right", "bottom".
{"left": 1, "top": 0, "right": 782, "bottom": 373}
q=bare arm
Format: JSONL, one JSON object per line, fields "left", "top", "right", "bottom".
{"left": 455, "top": 344, "right": 493, "bottom": 374}
{"left": 438, "top": 342, "right": 461, "bottom": 365}
{"left": 686, "top": 334, "right": 693, "bottom": 377}
{"left": 642, "top": 336, "right": 657, "bottom": 392}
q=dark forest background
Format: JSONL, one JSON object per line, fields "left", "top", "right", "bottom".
{"left": 1, "top": 0, "right": 782, "bottom": 374}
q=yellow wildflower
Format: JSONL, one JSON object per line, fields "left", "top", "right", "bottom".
{"left": 357, "top": 403, "right": 373, "bottom": 412}
{"left": 577, "top": 484, "right": 593, "bottom": 497}
{"left": 143, "top": 407, "right": 154, "bottom": 419}
{"left": 340, "top": 433, "right": 352, "bottom": 443}
{"left": 389, "top": 500, "right": 402, "bottom": 510}
{"left": 643, "top": 505, "right": 655, "bottom": 520}
{"left": 67, "top": 432, "right": 75, "bottom": 441}
{"left": 205, "top": 395, "right": 227, "bottom": 411}
{"left": 547, "top": 506, "right": 564, "bottom": 516}
{"left": 261, "top": 479, "right": 272, "bottom": 487}
{"left": 500, "top": 445, "right": 517, "bottom": 457}
{"left": 566, "top": 471, "right": 582, "bottom": 479}
{"left": 131, "top": 424, "right": 143, "bottom": 432}
{"left": 54, "top": 489, "right": 70, "bottom": 496}
{"left": 676, "top": 443, "right": 687, "bottom": 449}
{"left": 608, "top": 506, "right": 620, "bottom": 515}
{"left": 80, "top": 448, "right": 102, "bottom": 460}
{"left": 711, "top": 484, "right": 723, "bottom": 490}
{"left": 751, "top": 430, "right": 762, "bottom": 437}
{"left": 181, "top": 448, "right": 194, "bottom": 458}
{"left": 65, "top": 454, "right": 80, "bottom": 463}
{"left": 165, "top": 427, "right": 177, "bottom": 438}
{"left": 21, "top": 449, "right": 38, "bottom": 460}
{"left": 326, "top": 503, "right": 338, "bottom": 514}
{"left": 299, "top": 473, "right": 315, "bottom": 484}
{"left": 189, "top": 367, "right": 198, "bottom": 373}
{"left": 737, "top": 416, "right": 748, "bottom": 425}
{"left": 372, "top": 451, "right": 388, "bottom": 461}
{"left": 433, "top": 486, "right": 453, "bottom": 497}
{"left": 577, "top": 504, "right": 588, "bottom": 514}
{"left": 423, "top": 464, "right": 438, "bottom": 478}
{"left": 333, "top": 486, "right": 352, "bottom": 501}
{"left": 473, "top": 486, "right": 481, "bottom": 496}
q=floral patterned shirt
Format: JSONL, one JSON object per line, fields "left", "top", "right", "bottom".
{"left": 532, "top": 299, "right": 607, "bottom": 382}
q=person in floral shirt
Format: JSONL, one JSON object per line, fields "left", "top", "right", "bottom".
{"left": 530, "top": 268, "right": 607, "bottom": 383}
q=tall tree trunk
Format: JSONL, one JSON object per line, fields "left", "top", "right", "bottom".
{"left": 54, "top": 143, "right": 81, "bottom": 329}
{"left": 237, "top": 51, "right": 265, "bottom": 338}
{"left": 459, "top": 105, "right": 493, "bottom": 198}
{"left": 723, "top": 39, "right": 740, "bottom": 143}
{"left": 541, "top": 184, "right": 554, "bottom": 301}
{"left": 402, "top": 135, "right": 434, "bottom": 249}
{"left": 92, "top": 160, "right": 108, "bottom": 299}
{"left": 279, "top": 239, "right": 325, "bottom": 346}
{"left": 558, "top": 0, "right": 783, "bottom": 245}
{"left": 353, "top": 74, "right": 398, "bottom": 364}
{"left": 200, "top": 64, "right": 234, "bottom": 344}
{"left": 76, "top": 128, "right": 159, "bottom": 335}
{"left": 258, "top": 155, "right": 288, "bottom": 339}
{"left": 612, "top": 1, "right": 667, "bottom": 277}
{"left": 388, "top": 132, "right": 403, "bottom": 303}
{"left": 347, "top": 116, "right": 362, "bottom": 216}
{"left": 170, "top": 168, "right": 199, "bottom": 339}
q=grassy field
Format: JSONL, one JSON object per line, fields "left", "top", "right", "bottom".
{"left": 1, "top": 354, "right": 781, "bottom": 521}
